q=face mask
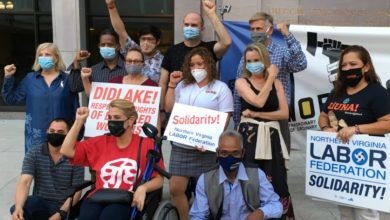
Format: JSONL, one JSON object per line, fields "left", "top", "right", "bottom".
{"left": 100, "top": 47, "right": 116, "bottom": 60}
{"left": 340, "top": 68, "right": 363, "bottom": 87}
{"left": 191, "top": 69, "right": 207, "bottom": 83}
{"left": 251, "top": 29, "right": 269, "bottom": 44}
{"left": 246, "top": 62, "right": 265, "bottom": 75}
{"left": 140, "top": 41, "right": 156, "bottom": 54}
{"left": 218, "top": 155, "right": 242, "bottom": 172}
{"left": 38, "top": 57, "right": 54, "bottom": 70}
{"left": 108, "top": 120, "right": 127, "bottom": 137}
{"left": 47, "top": 133, "right": 66, "bottom": 147}
{"left": 184, "top": 27, "right": 200, "bottom": 40}
{"left": 125, "top": 64, "right": 143, "bottom": 75}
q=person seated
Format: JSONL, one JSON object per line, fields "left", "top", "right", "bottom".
{"left": 190, "top": 130, "right": 283, "bottom": 220}
{"left": 11, "top": 118, "right": 85, "bottom": 220}
{"left": 60, "top": 99, "right": 165, "bottom": 220}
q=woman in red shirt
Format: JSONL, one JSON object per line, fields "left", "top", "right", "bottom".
{"left": 61, "top": 99, "right": 164, "bottom": 220}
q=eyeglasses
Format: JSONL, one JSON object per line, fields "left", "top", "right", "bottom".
{"left": 140, "top": 37, "right": 156, "bottom": 42}
{"left": 125, "top": 59, "right": 143, "bottom": 65}
{"left": 218, "top": 149, "right": 242, "bottom": 158}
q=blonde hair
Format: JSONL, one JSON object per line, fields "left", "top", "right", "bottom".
{"left": 249, "top": 12, "right": 273, "bottom": 27}
{"left": 243, "top": 43, "right": 271, "bottom": 79}
{"left": 32, "top": 43, "right": 66, "bottom": 72}
{"left": 109, "top": 99, "right": 138, "bottom": 120}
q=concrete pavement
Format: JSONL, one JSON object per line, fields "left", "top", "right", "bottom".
{"left": 1, "top": 116, "right": 388, "bottom": 220}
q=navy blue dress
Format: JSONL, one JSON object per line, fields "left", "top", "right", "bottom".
{"left": 2, "top": 71, "right": 79, "bottom": 152}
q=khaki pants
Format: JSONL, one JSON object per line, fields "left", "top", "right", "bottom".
{"left": 339, "top": 205, "right": 379, "bottom": 220}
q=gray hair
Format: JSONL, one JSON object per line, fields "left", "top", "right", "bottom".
{"left": 218, "top": 130, "right": 243, "bottom": 149}
{"left": 249, "top": 12, "right": 273, "bottom": 28}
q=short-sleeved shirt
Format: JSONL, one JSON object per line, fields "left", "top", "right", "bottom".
{"left": 121, "top": 36, "right": 164, "bottom": 84}
{"left": 175, "top": 80, "right": 234, "bottom": 112}
{"left": 161, "top": 41, "right": 218, "bottom": 73}
{"left": 322, "top": 83, "right": 390, "bottom": 126}
{"left": 108, "top": 76, "right": 158, "bottom": 87}
{"left": 69, "top": 134, "right": 165, "bottom": 196}
{"left": 22, "top": 143, "right": 85, "bottom": 207}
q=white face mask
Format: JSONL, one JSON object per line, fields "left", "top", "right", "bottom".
{"left": 191, "top": 69, "right": 207, "bottom": 83}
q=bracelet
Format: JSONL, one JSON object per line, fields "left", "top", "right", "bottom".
{"left": 320, "top": 125, "right": 329, "bottom": 131}
{"left": 107, "top": 4, "right": 115, "bottom": 9}
{"left": 168, "top": 84, "right": 176, "bottom": 89}
{"left": 160, "top": 109, "right": 165, "bottom": 113}
{"left": 355, "top": 124, "right": 360, "bottom": 134}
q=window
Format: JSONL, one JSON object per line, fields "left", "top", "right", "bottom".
{"left": 0, "top": 0, "right": 52, "bottom": 112}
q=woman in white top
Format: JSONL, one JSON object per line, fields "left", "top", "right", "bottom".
{"left": 165, "top": 47, "right": 233, "bottom": 220}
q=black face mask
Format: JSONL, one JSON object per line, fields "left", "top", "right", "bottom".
{"left": 340, "top": 67, "right": 363, "bottom": 87}
{"left": 108, "top": 120, "right": 127, "bottom": 137}
{"left": 47, "top": 133, "right": 66, "bottom": 147}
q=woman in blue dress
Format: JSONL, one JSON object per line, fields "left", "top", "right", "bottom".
{"left": 2, "top": 43, "right": 80, "bottom": 152}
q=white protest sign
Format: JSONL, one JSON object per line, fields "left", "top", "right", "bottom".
{"left": 164, "top": 103, "right": 228, "bottom": 152}
{"left": 85, "top": 82, "right": 161, "bottom": 137}
{"left": 306, "top": 130, "right": 390, "bottom": 212}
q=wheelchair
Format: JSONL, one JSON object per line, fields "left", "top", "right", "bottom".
{"left": 65, "top": 123, "right": 179, "bottom": 220}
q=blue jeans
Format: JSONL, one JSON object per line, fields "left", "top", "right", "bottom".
{"left": 78, "top": 199, "right": 132, "bottom": 220}
{"left": 10, "top": 195, "right": 60, "bottom": 220}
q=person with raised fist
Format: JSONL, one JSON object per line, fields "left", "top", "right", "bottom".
{"left": 2, "top": 43, "right": 80, "bottom": 153}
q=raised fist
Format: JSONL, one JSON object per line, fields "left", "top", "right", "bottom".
{"left": 267, "top": 64, "right": 279, "bottom": 78}
{"left": 76, "top": 107, "right": 90, "bottom": 122}
{"left": 322, "top": 38, "right": 343, "bottom": 64}
{"left": 4, "top": 64, "right": 16, "bottom": 78}
{"left": 81, "top": 67, "right": 92, "bottom": 79}
{"left": 169, "top": 71, "right": 183, "bottom": 85}
{"left": 75, "top": 50, "right": 91, "bottom": 63}
{"left": 276, "top": 23, "right": 290, "bottom": 36}
{"left": 202, "top": 0, "right": 216, "bottom": 16}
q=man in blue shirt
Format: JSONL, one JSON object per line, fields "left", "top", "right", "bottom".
{"left": 190, "top": 130, "right": 282, "bottom": 220}
{"left": 233, "top": 12, "right": 307, "bottom": 153}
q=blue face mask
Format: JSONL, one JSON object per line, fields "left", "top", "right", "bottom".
{"left": 218, "top": 155, "right": 242, "bottom": 172}
{"left": 38, "top": 57, "right": 54, "bottom": 70}
{"left": 183, "top": 27, "right": 200, "bottom": 40}
{"left": 100, "top": 47, "right": 116, "bottom": 60}
{"left": 246, "top": 62, "right": 265, "bottom": 75}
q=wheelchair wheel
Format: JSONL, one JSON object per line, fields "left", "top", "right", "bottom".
{"left": 152, "top": 200, "right": 179, "bottom": 220}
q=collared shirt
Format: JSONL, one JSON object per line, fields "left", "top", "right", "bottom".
{"left": 68, "top": 57, "right": 127, "bottom": 93}
{"left": 2, "top": 71, "right": 79, "bottom": 152}
{"left": 233, "top": 33, "right": 307, "bottom": 127}
{"left": 190, "top": 163, "right": 282, "bottom": 220}
{"left": 121, "top": 36, "right": 164, "bottom": 84}
{"left": 22, "top": 143, "right": 84, "bottom": 207}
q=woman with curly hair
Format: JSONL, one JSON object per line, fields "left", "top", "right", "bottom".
{"left": 164, "top": 47, "right": 233, "bottom": 220}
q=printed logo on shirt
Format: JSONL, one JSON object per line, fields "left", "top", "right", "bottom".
{"left": 205, "top": 90, "right": 216, "bottom": 94}
{"left": 343, "top": 98, "right": 350, "bottom": 104}
{"left": 100, "top": 158, "right": 139, "bottom": 190}
{"left": 327, "top": 102, "right": 360, "bottom": 113}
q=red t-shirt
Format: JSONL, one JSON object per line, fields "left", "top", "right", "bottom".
{"left": 69, "top": 134, "right": 165, "bottom": 196}
{"left": 108, "top": 76, "right": 158, "bottom": 86}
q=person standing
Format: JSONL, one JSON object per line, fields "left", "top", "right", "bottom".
{"left": 105, "top": 0, "right": 163, "bottom": 85}
{"left": 232, "top": 12, "right": 307, "bottom": 152}
{"left": 318, "top": 45, "right": 390, "bottom": 220}
{"left": 2, "top": 43, "right": 80, "bottom": 152}
{"left": 159, "top": 0, "right": 231, "bottom": 110}
{"left": 68, "top": 29, "right": 127, "bottom": 93}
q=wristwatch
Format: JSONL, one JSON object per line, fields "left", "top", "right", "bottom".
{"left": 58, "top": 210, "right": 67, "bottom": 219}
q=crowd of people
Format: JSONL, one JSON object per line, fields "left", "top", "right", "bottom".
{"left": 2, "top": 0, "right": 389, "bottom": 220}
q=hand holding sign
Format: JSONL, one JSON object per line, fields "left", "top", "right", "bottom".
{"left": 4, "top": 64, "right": 16, "bottom": 78}
{"left": 81, "top": 67, "right": 92, "bottom": 79}
{"left": 336, "top": 126, "right": 356, "bottom": 144}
